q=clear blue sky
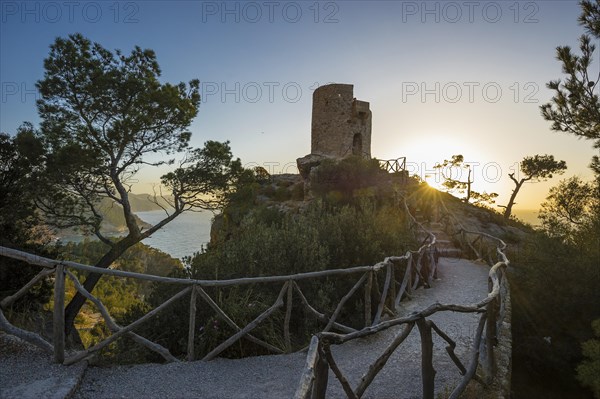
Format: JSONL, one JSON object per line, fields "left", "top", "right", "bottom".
{"left": 1, "top": 1, "right": 597, "bottom": 213}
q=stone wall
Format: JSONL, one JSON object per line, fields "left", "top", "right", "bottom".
{"left": 310, "top": 84, "right": 372, "bottom": 159}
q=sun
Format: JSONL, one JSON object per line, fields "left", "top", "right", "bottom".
{"left": 400, "top": 133, "right": 478, "bottom": 191}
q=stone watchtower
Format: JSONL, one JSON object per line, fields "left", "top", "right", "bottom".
{"left": 297, "top": 84, "right": 372, "bottom": 178}
{"left": 311, "top": 84, "right": 372, "bottom": 158}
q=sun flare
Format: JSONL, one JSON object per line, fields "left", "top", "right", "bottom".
{"left": 401, "top": 134, "right": 478, "bottom": 190}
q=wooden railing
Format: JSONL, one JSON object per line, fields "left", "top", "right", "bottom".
{"left": 0, "top": 196, "right": 437, "bottom": 368}
{"left": 0, "top": 195, "right": 510, "bottom": 399}
{"left": 438, "top": 199, "right": 512, "bottom": 393}
{"left": 294, "top": 199, "right": 511, "bottom": 399}
{"left": 378, "top": 157, "right": 407, "bottom": 173}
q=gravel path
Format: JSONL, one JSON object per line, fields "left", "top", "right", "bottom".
{"left": 73, "top": 257, "right": 490, "bottom": 399}
{"left": 0, "top": 333, "right": 86, "bottom": 399}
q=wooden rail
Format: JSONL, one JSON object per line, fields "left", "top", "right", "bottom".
{"left": 295, "top": 198, "right": 511, "bottom": 399}
{"left": 0, "top": 194, "right": 510, "bottom": 399}
{"left": 0, "top": 195, "right": 435, "bottom": 366}
{"left": 378, "top": 157, "right": 407, "bottom": 173}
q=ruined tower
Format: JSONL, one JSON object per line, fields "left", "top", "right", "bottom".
{"left": 311, "top": 84, "right": 372, "bottom": 158}
{"left": 297, "top": 83, "right": 372, "bottom": 178}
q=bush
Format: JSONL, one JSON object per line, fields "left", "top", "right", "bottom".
{"left": 577, "top": 319, "right": 600, "bottom": 398}
{"left": 310, "top": 156, "right": 387, "bottom": 203}
{"left": 510, "top": 227, "right": 600, "bottom": 398}
{"left": 126, "top": 199, "right": 414, "bottom": 360}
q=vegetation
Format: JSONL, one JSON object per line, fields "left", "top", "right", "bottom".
{"left": 577, "top": 319, "right": 600, "bottom": 398}
{"left": 107, "top": 163, "right": 415, "bottom": 362}
{"left": 501, "top": 155, "right": 567, "bottom": 221}
{"left": 310, "top": 155, "right": 390, "bottom": 203}
{"left": 28, "top": 34, "right": 243, "bottom": 336}
{"left": 60, "top": 239, "right": 183, "bottom": 298}
{"left": 538, "top": 176, "right": 596, "bottom": 242}
{"left": 541, "top": 0, "right": 600, "bottom": 180}
{"left": 121, "top": 198, "right": 414, "bottom": 361}
{"left": 55, "top": 240, "right": 183, "bottom": 352}
{"left": 509, "top": 223, "right": 599, "bottom": 398}
{"left": 0, "top": 128, "right": 54, "bottom": 311}
{"left": 509, "top": 2, "right": 600, "bottom": 397}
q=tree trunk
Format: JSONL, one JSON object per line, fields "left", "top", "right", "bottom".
{"left": 63, "top": 202, "right": 180, "bottom": 337}
{"left": 64, "top": 236, "right": 136, "bottom": 335}
{"left": 465, "top": 167, "right": 472, "bottom": 202}
{"left": 503, "top": 180, "right": 524, "bottom": 220}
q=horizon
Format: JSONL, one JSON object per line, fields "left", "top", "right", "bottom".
{"left": 1, "top": 1, "right": 598, "bottom": 212}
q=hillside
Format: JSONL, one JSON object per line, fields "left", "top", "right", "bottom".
{"left": 438, "top": 191, "right": 533, "bottom": 240}
{"left": 96, "top": 199, "right": 152, "bottom": 234}
{"left": 127, "top": 193, "right": 173, "bottom": 212}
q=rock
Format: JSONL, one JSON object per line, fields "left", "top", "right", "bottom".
{"left": 296, "top": 153, "right": 329, "bottom": 179}
{"left": 210, "top": 213, "right": 225, "bottom": 244}
{"left": 271, "top": 174, "right": 302, "bottom": 186}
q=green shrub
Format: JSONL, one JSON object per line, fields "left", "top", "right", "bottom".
{"left": 290, "top": 182, "right": 304, "bottom": 201}
{"left": 126, "top": 199, "right": 414, "bottom": 360}
{"left": 510, "top": 227, "right": 600, "bottom": 397}
{"left": 311, "top": 156, "right": 387, "bottom": 203}
{"left": 273, "top": 186, "right": 291, "bottom": 202}
{"left": 577, "top": 319, "right": 600, "bottom": 398}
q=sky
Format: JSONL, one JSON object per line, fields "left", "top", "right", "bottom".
{"left": 1, "top": 0, "right": 598, "bottom": 220}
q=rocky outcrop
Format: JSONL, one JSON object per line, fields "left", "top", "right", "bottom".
{"left": 296, "top": 153, "right": 328, "bottom": 180}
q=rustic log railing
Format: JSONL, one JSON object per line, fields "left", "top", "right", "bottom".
{"left": 0, "top": 196, "right": 436, "bottom": 368}
{"left": 438, "top": 199, "right": 512, "bottom": 392}
{"left": 439, "top": 207, "right": 507, "bottom": 268}
{"left": 0, "top": 194, "right": 510, "bottom": 398}
{"left": 294, "top": 198, "right": 511, "bottom": 399}
{"left": 378, "top": 157, "right": 407, "bottom": 173}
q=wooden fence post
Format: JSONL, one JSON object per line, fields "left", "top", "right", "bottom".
{"left": 388, "top": 262, "right": 396, "bottom": 311}
{"left": 485, "top": 279, "right": 497, "bottom": 382}
{"left": 416, "top": 318, "right": 435, "bottom": 399}
{"left": 430, "top": 251, "right": 438, "bottom": 280}
{"left": 53, "top": 263, "right": 65, "bottom": 364}
{"left": 312, "top": 343, "right": 329, "bottom": 399}
{"left": 364, "top": 272, "right": 373, "bottom": 327}
{"left": 421, "top": 252, "right": 431, "bottom": 287}
{"left": 373, "top": 264, "right": 392, "bottom": 325}
{"left": 284, "top": 280, "right": 294, "bottom": 353}
{"left": 187, "top": 285, "right": 197, "bottom": 361}
{"left": 412, "top": 253, "right": 423, "bottom": 290}
{"left": 407, "top": 255, "right": 413, "bottom": 297}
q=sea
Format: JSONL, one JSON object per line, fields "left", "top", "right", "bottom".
{"left": 136, "top": 210, "right": 214, "bottom": 260}
{"left": 58, "top": 210, "right": 215, "bottom": 261}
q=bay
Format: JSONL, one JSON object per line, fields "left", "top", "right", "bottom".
{"left": 137, "top": 210, "right": 215, "bottom": 260}
{"left": 56, "top": 211, "right": 214, "bottom": 260}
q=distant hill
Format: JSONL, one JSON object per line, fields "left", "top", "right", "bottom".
{"left": 511, "top": 209, "right": 540, "bottom": 226}
{"left": 97, "top": 199, "right": 152, "bottom": 234}
{"left": 97, "top": 193, "right": 177, "bottom": 232}
{"left": 54, "top": 194, "right": 174, "bottom": 241}
{"left": 127, "top": 193, "right": 173, "bottom": 212}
